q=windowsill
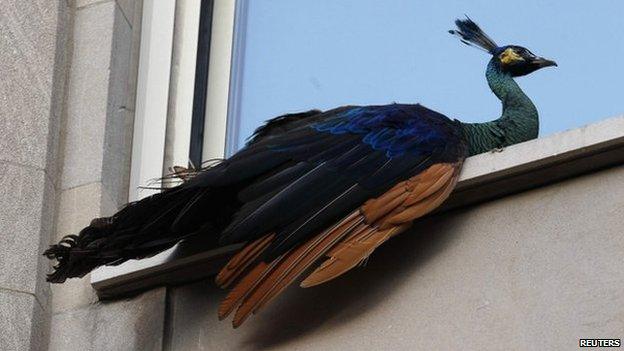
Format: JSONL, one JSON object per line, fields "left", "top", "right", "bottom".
{"left": 92, "top": 115, "right": 624, "bottom": 299}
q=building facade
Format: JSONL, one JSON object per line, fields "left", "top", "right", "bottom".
{"left": 1, "top": 1, "right": 623, "bottom": 350}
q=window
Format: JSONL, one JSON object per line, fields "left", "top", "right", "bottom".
{"left": 92, "top": 0, "right": 244, "bottom": 295}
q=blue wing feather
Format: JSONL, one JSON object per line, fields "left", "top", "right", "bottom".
{"left": 313, "top": 104, "right": 459, "bottom": 159}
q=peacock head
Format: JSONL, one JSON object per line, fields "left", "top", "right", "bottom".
{"left": 449, "top": 16, "right": 557, "bottom": 77}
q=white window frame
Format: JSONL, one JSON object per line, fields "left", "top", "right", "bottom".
{"left": 91, "top": 0, "right": 247, "bottom": 296}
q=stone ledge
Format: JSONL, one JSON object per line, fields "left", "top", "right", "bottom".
{"left": 91, "top": 116, "right": 624, "bottom": 298}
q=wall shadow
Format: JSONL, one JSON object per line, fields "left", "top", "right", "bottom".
{"left": 239, "top": 208, "right": 470, "bottom": 350}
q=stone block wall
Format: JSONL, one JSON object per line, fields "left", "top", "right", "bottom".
{"left": 0, "top": 1, "right": 71, "bottom": 349}
{"left": 44, "top": 1, "right": 169, "bottom": 351}
{"left": 0, "top": 1, "right": 165, "bottom": 350}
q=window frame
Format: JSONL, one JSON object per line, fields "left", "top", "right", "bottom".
{"left": 91, "top": 0, "right": 245, "bottom": 295}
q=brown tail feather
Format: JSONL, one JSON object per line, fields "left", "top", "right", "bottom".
{"left": 404, "top": 165, "right": 454, "bottom": 206}
{"left": 300, "top": 224, "right": 411, "bottom": 287}
{"left": 384, "top": 166, "right": 459, "bottom": 225}
{"left": 302, "top": 163, "right": 461, "bottom": 287}
{"left": 251, "top": 219, "right": 368, "bottom": 314}
{"left": 325, "top": 224, "right": 376, "bottom": 257}
{"left": 229, "top": 211, "right": 363, "bottom": 327}
{"left": 215, "top": 234, "right": 274, "bottom": 288}
{"left": 218, "top": 262, "right": 274, "bottom": 320}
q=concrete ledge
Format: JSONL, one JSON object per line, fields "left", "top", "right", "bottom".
{"left": 91, "top": 116, "right": 624, "bottom": 299}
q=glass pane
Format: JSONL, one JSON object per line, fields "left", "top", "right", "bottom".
{"left": 228, "top": 0, "right": 624, "bottom": 152}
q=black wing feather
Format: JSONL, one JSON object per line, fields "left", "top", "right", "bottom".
{"left": 218, "top": 104, "right": 467, "bottom": 260}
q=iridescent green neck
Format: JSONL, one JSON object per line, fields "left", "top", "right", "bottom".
{"left": 462, "top": 59, "right": 539, "bottom": 156}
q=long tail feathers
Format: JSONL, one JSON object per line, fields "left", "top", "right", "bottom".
{"left": 44, "top": 187, "right": 202, "bottom": 283}
{"left": 44, "top": 233, "right": 100, "bottom": 283}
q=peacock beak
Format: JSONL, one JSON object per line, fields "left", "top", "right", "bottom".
{"left": 533, "top": 57, "right": 558, "bottom": 68}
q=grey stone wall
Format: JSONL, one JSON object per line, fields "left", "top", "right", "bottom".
{"left": 0, "top": 0, "right": 71, "bottom": 349}
{"left": 47, "top": 1, "right": 169, "bottom": 351}
{"left": 1, "top": 0, "right": 162, "bottom": 350}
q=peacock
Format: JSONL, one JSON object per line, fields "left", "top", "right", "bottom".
{"left": 45, "top": 17, "right": 556, "bottom": 327}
